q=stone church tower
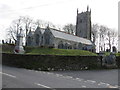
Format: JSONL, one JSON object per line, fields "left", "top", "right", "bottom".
{"left": 76, "top": 6, "right": 91, "bottom": 40}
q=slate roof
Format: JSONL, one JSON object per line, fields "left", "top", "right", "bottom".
{"left": 28, "top": 26, "right": 93, "bottom": 45}
{"left": 35, "top": 27, "right": 45, "bottom": 34}
{"left": 28, "top": 31, "right": 35, "bottom": 36}
{"left": 49, "top": 28, "right": 93, "bottom": 45}
{"left": 40, "top": 28, "right": 45, "bottom": 34}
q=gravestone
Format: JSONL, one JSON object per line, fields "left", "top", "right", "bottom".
{"left": 14, "top": 28, "right": 25, "bottom": 54}
{"left": 112, "top": 46, "right": 117, "bottom": 53}
{"left": 103, "top": 52, "right": 117, "bottom": 68}
{"left": 2, "top": 40, "right": 4, "bottom": 44}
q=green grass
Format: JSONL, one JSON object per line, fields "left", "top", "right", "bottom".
{"left": 116, "top": 53, "right": 120, "bottom": 56}
{"left": 104, "top": 52, "right": 110, "bottom": 56}
{"left": 2, "top": 44, "right": 97, "bottom": 56}
{"left": 25, "top": 47, "right": 97, "bottom": 56}
{"left": 1, "top": 44, "right": 15, "bottom": 53}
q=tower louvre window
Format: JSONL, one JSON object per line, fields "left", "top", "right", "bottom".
{"left": 80, "top": 19, "right": 82, "bottom": 23}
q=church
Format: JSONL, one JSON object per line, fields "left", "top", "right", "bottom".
{"left": 26, "top": 6, "right": 95, "bottom": 52}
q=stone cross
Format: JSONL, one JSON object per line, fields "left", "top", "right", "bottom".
{"left": 14, "top": 28, "right": 25, "bottom": 54}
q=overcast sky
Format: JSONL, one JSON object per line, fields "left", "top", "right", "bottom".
{"left": 0, "top": 0, "right": 119, "bottom": 40}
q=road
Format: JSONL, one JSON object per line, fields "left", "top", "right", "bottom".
{"left": 1, "top": 65, "right": 119, "bottom": 89}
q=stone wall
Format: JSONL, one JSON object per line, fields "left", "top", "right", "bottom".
{"left": 116, "top": 56, "right": 120, "bottom": 68}
{"left": 2, "top": 53, "right": 102, "bottom": 71}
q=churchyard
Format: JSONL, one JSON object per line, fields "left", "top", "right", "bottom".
{"left": 1, "top": 44, "right": 120, "bottom": 71}
{"left": 2, "top": 44, "right": 97, "bottom": 56}
{"left": 2, "top": 44, "right": 120, "bottom": 56}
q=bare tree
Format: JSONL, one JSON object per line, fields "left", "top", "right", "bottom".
{"left": 35, "top": 19, "right": 56, "bottom": 29}
{"left": 21, "top": 16, "right": 35, "bottom": 45}
{"left": 92, "top": 24, "right": 114, "bottom": 52}
{"left": 106, "top": 29, "right": 118, "bottom": 52}
{"left": 7, "top": 16, "right": 34, "bottom": 45}
{"left": 98, "top": 25, "right": 109, "bottom": 52}
{"left": 63, "top": 24, "right": 76, "bottom": 35}
{"left": 7, "top": 18, "right": 23, "bottom": 44}
{"left": 110, "top": 30, "right": 118, "bottom": 46}
{"left": 91, "top": 24, "right": 99, "bottom": 44}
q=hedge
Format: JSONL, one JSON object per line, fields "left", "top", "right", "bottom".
{"left": 2, "top": 53, "right": 102, "bottom": 71}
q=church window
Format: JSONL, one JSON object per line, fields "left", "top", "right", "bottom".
{"left": 65, "top": 43, "right": 68, "bottom": 49}
{"left": 74, "top": 44, "right": 77, "bottom": 49}
{"left": 41, "top": 36, "right": 43, "bottom": 45}
{"left": 35, "top": 34, "right": 40, "bottom": 46}
{"left": 78, "top": 43, "right": 82, "bottom": 49}
{"left": 68, "top": 45, "right": 72, "bottom": 49}
{"left": 84, "top": 46, "right": 87, "bottom": 50}
{"left": 45, "top": 33, "right": 50, "bottom": 45}
{"left": 58, "top": 41, "right": 64, "bottom": 49}
{"left": 28, "top": 36, "right": 32, "bottom": 46}
{"left": 80, "top": 19, "right": 82, "bottom": 23}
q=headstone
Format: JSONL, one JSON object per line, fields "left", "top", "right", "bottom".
{"left": 2, "top": 40, "right": 4, "bottom": 44}
{"left": 103, "top": 52, "right": 116, "bottom": 65}
{"left": 12, "top": 41, "right": 14, "bottom": 44}
{"left": 112, "top": 46, "right": 117, "bottom": 53}
{"left": 14, "top": 28, "right": 25, "bottom": 54}
{"left": 9, "top": 39, "right": 11, "bottom": 44}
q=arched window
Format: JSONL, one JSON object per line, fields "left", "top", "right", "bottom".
{"left": 73, "top": 44, "right": 77, "bottom": 49}
{"left": 68, "top": 45, "right": 72, "bottom": 49}
{"left": 84, "top": 46, "right": 87, "bottom": 50}
{"left": 58, "top": 41, "right": 64, "bottom": 49}
{"left": 35, "top": 34, "right": 40, "bottom": 46}
{"left": 78, "top": 43, "right": 82, "bottom": 49}
{"left": 112, "top": 46, "right": 117, "bottom": 52}
{"left": 80, "top": 19, "right": 82, "bottom": 23}
{"left": 41, "top": 36, "right": 43, "bottom": 45}
{"left": 45, "top": 34, "right": 50, "bottom": 45}
{"left": 28, "top": 36, "right": 32, "bottom": 46}
{"left": 65, "top": 43, "right": 68, "bottom": 49}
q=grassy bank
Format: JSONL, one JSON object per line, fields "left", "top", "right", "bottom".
{"left": 1, "top": 44, "right": 97, "bottom": 56}
{"left": 1, "top": 44, "right": 15, "bottom": 53}
{"left": 116, "top": 53, "right": 120, "bottom": 56}
{"left": 25, "top": 46, "right": 97, "bottom": 56}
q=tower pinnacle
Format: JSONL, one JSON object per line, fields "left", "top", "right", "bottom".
{"left": 87, "top": 5, "right": 89, "bottom": 11}
{"left": 77, "top": 8, "right": 78, "bottom": 14}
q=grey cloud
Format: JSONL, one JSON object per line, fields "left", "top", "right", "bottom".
{"left": 0, "top": 4, "right": 12, "bottom": 12}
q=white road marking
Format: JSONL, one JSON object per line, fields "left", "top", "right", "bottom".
{"left": 78, "top": 79, "right": 82, "bottom": 81}
{"left": 28, "top": 70, "right": 32, "bottom": 71}
{"left": 65, "top": 76, "right": 73, "bottom": 79}
{"left": 0, "top": 72, "right": 16, "bottom": 78}
{"left": 34, "top": 83, "right": 55, "bottom": 90}
{"left": 57, "top": 74, "right": 63, "bottom": 77}
{"left": 97, "top": 82, "right": 118, "bottom": 88}
{"left": 98, "top": 82, "right": 114, "bottom": 88}
{"left": 42, "top": 72, "right": 46, "bottom": 74}
{"left": 85, "top": 80, "right": 96, "bottom": 83}
{"left": 55, "top": 74, "right": 63, "bottom": 77}
{"left": 108, "top": 85, "right": 118, "bottom": 88}
{"left": 36, "top": 72, "right": 117, "bottom": 88}
{"left": 81, "top": 85, "right": 86, "bottom": 88}
{"left": 73, "top": 78, "right": 83, "bottom": 81}
{"left": 75, "top": 78, "right": 80, "bottom": 80}
{"left": 47, "top": 72, "right": 54, "bottom": 75}
{"left": 34, "top": 82, "right": 51, "bottom": 88}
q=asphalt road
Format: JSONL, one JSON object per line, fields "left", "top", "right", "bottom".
{"left": 52, "top": 69, "right": 118, "bottom": 86}
{"left": 1, "top": 65, "right": 119, "bottom": 89}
